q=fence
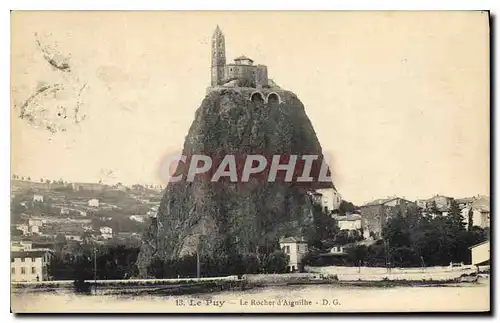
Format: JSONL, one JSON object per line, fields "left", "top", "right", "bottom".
{"left": 305, "top": 265, "right": 476, "bottom": 281}
{"left": 12, "top": 275, "right": 240, "bottom": 287}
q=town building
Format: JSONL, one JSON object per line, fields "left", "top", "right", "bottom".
{"left": 315, "top": 188, "right": 342, "bottom": 213}
{"left": 10, "top": 240, "right": 33, "bottom": 251}
{"left": 416, "top": 194, "right": 454, "bottom": 217}
{"left": 332, "top": 213, "right": 362, "bottom": 231}
{"left": 16, "top": 222, "right": 40, "bottom": 235}
{"left": 359, "top": 197, "right": 417, "bottom": 239}
{"left": 63, "top": 234, "right": 83, "bottom": 242}
{"left": 72, "top": 182, "right": 108, "bottom": 192}
{"left": 456, "top": 195, "right": 490, "bottom": 229}
{"left": 41, "top": 217, "right": 92, "bottom": 225}
{"left": 308, "top": 191, "right": 323, "bottom": 205}
{"left": 310, "top": 244, "right": 350, "bottom": 266}
{"left": 100, "top": 226, "right": 113, "bottom": 240}
{"left": 461, "top": 195, "right": 490, "bottom": 229}
{"left": 469, "top": 240, "right": 489, "bottom": 266}
{"left": 28, "top": 218, "right": 43, "bottom": 228}
{"left": 279, "top": 236, "right": 308, "bottom": 272}
{"left": 88, "top": 198, "right": 100, "bottom": 208}
{"left": 129, "top": 215, "right": 147, "bottom": 223}
{"left": 456, "top": 197, "right": 476, "bottom": 208}
{"left": 109, "top": 183, "right": 128, "bottom": 192}
{"left": 329, "top": 245, "right": 347, "bottom": 255}
{"left": 11, "top": 250, "right": 53, "bottom": 282}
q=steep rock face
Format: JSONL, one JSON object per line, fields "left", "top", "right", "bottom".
{"left": 137, "top": 88, "right": 334, "bottom": 276}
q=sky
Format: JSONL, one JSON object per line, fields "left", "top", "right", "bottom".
{"left": 11, "top": 11, "right": 490, "bottom": 205}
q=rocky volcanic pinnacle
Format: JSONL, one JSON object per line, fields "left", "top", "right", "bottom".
{"left": 136, "top": 87, "right": 334, "bottom": 277}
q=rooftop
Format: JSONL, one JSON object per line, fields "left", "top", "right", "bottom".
{"left": 361, "top": 197, "right": 397, "bottom": 207}
{"left": 279, "top": 236, "right": 307, "bottom": 244}
{"left": 332, "top": 214, "right": 362, "bottom": 221}
{"left": 11, "top": 250, "right": 53, "bottom": 258}
{"left": 234, "top": 55, "right": 253, "bottom": 62}
{"left": 360, "top": 196, "right": 414, "bottom": 207}
{"left": 468, "top": 240, "right": 489, "bottom": 250}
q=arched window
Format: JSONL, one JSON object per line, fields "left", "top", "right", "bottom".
{"left": 250, "top": 91, "right": 265, "bottom": 103}
{"left": 267, "top": 92, "right": 281, "bottom": 104}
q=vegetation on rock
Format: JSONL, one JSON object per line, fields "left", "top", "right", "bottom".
{"left": 138, "top": 89, "right": 334, "bottom": 276}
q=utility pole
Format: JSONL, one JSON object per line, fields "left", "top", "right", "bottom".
{"left": 93, "top": 247, "right": 97, "bottom": 294}
{"left": 384, "top": 239, "right": 389, "bottom": 273}
{"left": 196, "top": 249, "right": 200, "bottom": 279}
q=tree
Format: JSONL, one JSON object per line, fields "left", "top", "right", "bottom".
{"left": 81, "top": 232, "right": 92, "bottom": 245}
{"left": 347, "top": 245, "right": 368, "bottom": 266}
{"left": 307, "top": 204, "right": 339, "bottom": 250}
{"left": 242, "top": 253, "right": 261, "bottom": 274}
{"left": 55, "top": 234, "right": 67, "bottom": 254}
{"left": 426, "top": 200, "right": 440, "bottom": 217}
{"left": 11, "top": 228, "right": 24, "bottom": 236}
{"left": 448, "top": 199, "right": 465, "bottom": 230}
{"left": 27, "top": 176, "right": 31, "bottom": 181}
{"left": 262, "top": 250, "right": 288, "bottom": 273}
{"left": 382, "top": 211, "right": 411, "bottom": 248}
{"left": 338, "top": 200, "right": 357, "bottom": 216}
{"left": 467, "top": 208, "right": 474, "bottom": 231}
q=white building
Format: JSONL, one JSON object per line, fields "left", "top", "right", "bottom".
{"left": 11, "top": 250, "right": 53, "bottom": 282}
{"left": 28, "top": 218, "right": 43, "bottom": 227}
{"left": 16, "top": 224, "right": 29, "bottom": 235}
{"left": 30, "top": 225, "right": 40, "bottom": 234}
{"left": 69, "top": 235, "right": 83, "bottom": 241}
{"left": 469, "top": 240, "right": 489, "bottom": 266}
{"left": 279, "top": 236, "right": 308, "bottom": 272}
{"left": 315, "top": 188, "right": 342, "bottom": 213}
{"left": 99, "top": 226, "right": 113, "bottom": 239}
{"left": 33, "top": 194, "right": 44, "bottom": 203}
{"left": 88, "top": 198, "right": 100, "bottom": 208}
{"left": 333, "top": 214, "right": 362, "bottom": 231}
{"left": 330, "top": 245, "right": 347, "bottom": 255}
{"left": 10, "top": 240, "right": 33, "bottom": 251}
{"left": 16, "top": 223, "right": 39, "bottom": 235}
{"left": 129, "top": 215, "right": 147, "bottom": 223}
{"left": 461, "top": 196, "right": 490, "bottom": 229}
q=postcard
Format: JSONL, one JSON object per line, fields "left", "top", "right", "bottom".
{"left": 10, "top": 11, "right": 490, "bottom": 313}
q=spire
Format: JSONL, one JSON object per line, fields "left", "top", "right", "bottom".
{"left": 211, "top": 25, "right": 226, "bottom": 86}
{"left": 213, "top": 25, "right": 223, "bottom": 37}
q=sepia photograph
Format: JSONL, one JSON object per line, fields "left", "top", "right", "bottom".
{"left": 9, "top": 10, "right": 490, "bottom": 313}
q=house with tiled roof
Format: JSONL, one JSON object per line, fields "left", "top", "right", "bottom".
{"left": 279, "top": 236, "right": 308, "bottom": 272}
{"left": 332, "top": 213, "right": 362, "bottom": 231}
{"left": 358, "top": 197, "right": 417, "bottom": 239}
{"left": 11, "top": 249, "right": 54, "bottom": 282}
{"left": 461, "top": 195, "right": 490, "bottom": 229}
{"left": 469, "top": 240, "right": 490, "bottom": 266}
